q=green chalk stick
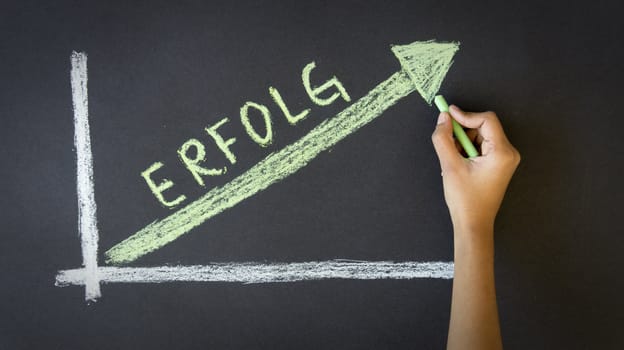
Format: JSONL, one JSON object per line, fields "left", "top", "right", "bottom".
{"left": 433, "top": 95, "right": 479, "bottom": 158}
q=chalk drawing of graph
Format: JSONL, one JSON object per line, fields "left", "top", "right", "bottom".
{"left": 55, "top": 40, "right": 456, "bottom": 301}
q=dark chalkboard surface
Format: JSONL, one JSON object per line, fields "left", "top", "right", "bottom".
{"left": 2, "top": 0, "right": 623, "bottom": 349}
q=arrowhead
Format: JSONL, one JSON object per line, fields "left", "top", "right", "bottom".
{"left": 391, "top": 40, "right": 460, "bottom": 105}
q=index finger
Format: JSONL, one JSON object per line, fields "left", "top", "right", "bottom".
{"left": 448, "top": 105, "right": 509, "bottom": 143}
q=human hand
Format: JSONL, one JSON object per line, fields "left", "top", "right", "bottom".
{"left": 431, "top": 105, "right": 520, "bottom": 234}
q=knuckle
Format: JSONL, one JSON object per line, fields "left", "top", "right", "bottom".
{"left": 503, "top": 147, "right": 515, "bottom": 159}
{"left": 483, "top": 111, "right": 499, "bottom": 121}
{"left": 499, "top": 146, "right": 520, "bottom": 165}
{"left": 431, "top": 129, "right": 442, "bottom": 143}
{"left": 440, "top": 161, "right": 459, "bottom": 174}
{"left": 512, "top": 148, "right": 521, "bottom": 165}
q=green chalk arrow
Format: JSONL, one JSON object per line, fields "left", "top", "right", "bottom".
{"left": 105, "top": 39, "right": 460, "bottom": 264}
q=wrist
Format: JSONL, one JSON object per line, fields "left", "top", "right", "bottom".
{"left": 452, "top": 218, "right": 494, "bottom": 238}
{"left": 452, "top": 221, "right": 495, "bottom": 257}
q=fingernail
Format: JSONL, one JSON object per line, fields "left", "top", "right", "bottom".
{"left": 437, "top": 112, "right": 448, "bottom": 125}
{"left": 450, "top": 105, "right": 461, "bottom": 112}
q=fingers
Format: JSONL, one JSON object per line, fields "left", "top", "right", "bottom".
{"left": 448, "top": 105, "right": 507, "bottom": 143}
{"left": 432, "top": 112, "right": 463, "bottom": 171}
{"left": 449, "top": 105, "right": 521, "bottom": 165}
{"left": 465, "top": 129, "right": 479, "bottom": 143}
{"left": 464, "top": 129, "right": 483, "bottom": 154}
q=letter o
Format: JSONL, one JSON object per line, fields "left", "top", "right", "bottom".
{"left": 240, "top": 101, "right": 273, "bottom": 147}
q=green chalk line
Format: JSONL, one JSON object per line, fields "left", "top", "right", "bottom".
{"left": 105, "top": 40, "right": 459, "bottom": 264}
{"left": 433, "top": 95, "right": 479, "bottom": 158}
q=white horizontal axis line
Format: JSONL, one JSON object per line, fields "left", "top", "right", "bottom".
{"left": 56, "top": 260, "right": 454, "bottom": 286}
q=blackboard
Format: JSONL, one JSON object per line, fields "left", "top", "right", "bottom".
{"left": 2, "top": 0, "right": 623, "bottom": 349}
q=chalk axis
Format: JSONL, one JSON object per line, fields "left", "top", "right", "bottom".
{"left": 70, "top": 51, "right": 101, "bottom": 301}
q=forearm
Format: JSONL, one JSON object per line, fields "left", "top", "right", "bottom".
{"left": 432, "top": 106, "right": 518, "bottom": 349}
{"left": 447, "top": 224, "right": 502, "bottom": 350}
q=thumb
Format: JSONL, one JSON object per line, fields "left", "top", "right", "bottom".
{"left": 432, "top": 112, "right": 462, "bottom": 171}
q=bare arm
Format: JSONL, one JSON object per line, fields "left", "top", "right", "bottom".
{"left": 431, "top": 105, "right": 520, "bottom": 350}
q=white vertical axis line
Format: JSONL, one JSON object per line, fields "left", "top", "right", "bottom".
{"left": 70, "top": 51, "right": 101, "bottom": 301}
